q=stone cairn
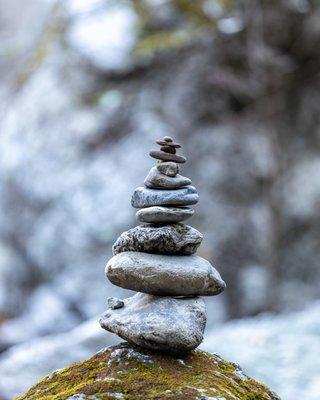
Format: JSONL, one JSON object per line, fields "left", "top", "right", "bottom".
{"left": 100, "top": 137, "right": 226, "bottom": 353}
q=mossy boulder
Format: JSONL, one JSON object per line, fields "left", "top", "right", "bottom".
{"left": 17, "top": 342, "right": 280, "bottom": 400}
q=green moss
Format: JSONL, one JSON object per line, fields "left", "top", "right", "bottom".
{"left": 18, "top": 342, "right": 281, "bottom": 400}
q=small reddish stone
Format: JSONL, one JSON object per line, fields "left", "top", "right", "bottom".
{"left": 160, "top": 145, "right": 176, "bottom": 154}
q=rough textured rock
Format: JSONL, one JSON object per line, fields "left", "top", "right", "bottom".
{"left": 136, "top": 206, "right": 194, "bottom": 223}
{"left": 100, "top": 293, "right": 207, "bottom": 353}
{"left": 17, "top": 342, "right": 280, "bottom": 400}
{"left": 144, "top": 166, "right": 191, "bottom": 189}
{"left": 156, "top": 161, "right": 180, "bottom": 177}
{"left": 131, "top": 186, "right": 198, "bottom": 208}
{"left": 106, "top": 251, "right": 226, "bottom": 296}
{"left": 112, "top": 223, "right": 203, "bottom": 255}
{"left": 107, "top": 297, "right": 124, "bottom": 310}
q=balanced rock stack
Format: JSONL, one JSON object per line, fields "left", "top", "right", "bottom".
{"left": 100, "top": 137, "right": 226, "bottom": 353}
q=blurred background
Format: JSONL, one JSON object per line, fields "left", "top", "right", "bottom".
{"left": 0, "top": 0, "right": 319, "bottom": 398}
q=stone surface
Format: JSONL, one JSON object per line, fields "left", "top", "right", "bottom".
{"left": 136, "top": 206, "right": 194, "bottom": 223}
{"left": 156, "top": 161, "right": 180, "bottom": 177}
{"left": 17, "top": 342, "right": 280, "bottom": 400}
{"left": 107, "top": 297, "right": 124, "bottom": 310}
{"left": 149, "top": 150, "right": 186, "bottom": 163}
{"left": 131, "top": 186, "right": 198, "bottom": 208}
{"left": 112, "top": 223, "right": 203, "bottom": 255}
{"left": 106, "top": 252, "right": 226, "bottom": 296}
{"left": 160, "top": 145, "right": 176, "bottom": 154}
{"left": 100, "top": 293, "right": 207, "bottom": 353}
{"left": 144, "top": 166, "right": 191, "bottom": 189}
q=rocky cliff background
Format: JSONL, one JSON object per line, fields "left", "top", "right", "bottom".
{"left": 0, "top": 0, "right": 319, "bottom": 399}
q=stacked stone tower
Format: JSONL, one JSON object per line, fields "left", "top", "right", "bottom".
{"left": 100, "top": 137, "right": 226, "bottom": 353}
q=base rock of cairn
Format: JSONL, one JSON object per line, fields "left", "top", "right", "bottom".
{"left": 100, "top": 136, "right": 226, "bottom": 353}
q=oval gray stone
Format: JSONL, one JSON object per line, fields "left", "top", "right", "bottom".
{"left": 99, "top": 293, "right": 207, "bottom": 353}
{"left": 112, "top": 223, "right": 203, "bottom": 255}
{"left": 136, "top": 206, "right": 194, "bottom": 223}
{"left": 131, "top": 186, "right": 199, "bottom": 208}
{"left": 157, "top": 161, "right": 180, "bottom": 177}
{"left": 144, "top": 166, "right": 191, "bottom": 189}
{"left": 106, "top": 251, "right": 226, "bottom": 296}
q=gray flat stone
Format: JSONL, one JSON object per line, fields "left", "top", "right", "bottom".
{"left": 131, "top": 186, "right": 199, "bottom": 208}
{"left": 144, "top": 166, "right": 191, "bottom": 189}
{"left": 106, "top": 251, "right": 226, "bottom": 296}
{"left": 107, "top": 297, "right": 124, "bottom": 310}
{"left": 112, "top": 223, "right": 203, "bottom": 255}
{"left": 100, "top": 293, "right": 207, "bottom": 353}
{"left": 136, "top": 206, "right": 194, "bottom": 223}
{"left": 156, "top": 161, "right": 179, "bottom": 177}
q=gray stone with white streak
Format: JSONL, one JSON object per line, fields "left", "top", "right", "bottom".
{"left": 99, "top": 292, "right": 207, "bottom": 353}
{"left": 106, "top": 251, "right": 226, "bottom": 296}
{"left": 144, "top": 166, "right": 191, "bottom": 189}
{"left": 131, "top": 186, "right": 199, "bottom": 208}
{"left": 136, "top": 206, "right": 194, "bottom": 223}
{"left": 112, "top": 223, "right": 203, "bottom": 255}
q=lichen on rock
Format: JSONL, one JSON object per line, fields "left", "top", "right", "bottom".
{"left": 17, "top": 342, "right": 281, "bottom": 400}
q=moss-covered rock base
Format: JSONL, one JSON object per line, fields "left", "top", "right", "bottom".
{"left": 17, "top": 342, "right": 280, "bottom": 400}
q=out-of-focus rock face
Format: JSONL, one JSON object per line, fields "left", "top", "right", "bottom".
{"left": 0, "top": 0, "right": 319, "bottom": 349}
{"left": 17, "top": 342, "right": 280, "bottom": 400}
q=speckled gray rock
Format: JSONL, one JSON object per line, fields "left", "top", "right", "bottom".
{"left": 99, "top": 293, "right": 207, "bottom": 353}
{"left": 107, "top": 297, "right": 124, "bottom": 310}
{"left": 156, "top": 161, "right": 180, "bottom": 177}
{"left": 112, "top": 223, "right": 203, "bottom": 255}
{"left": 136, "top": 206, "right": 194, "bottom": 223}
{"left": 106, "top": 252, "right": 226, "bottom": 296}
{"left": 131, "top": 186, "right": 199, "bottom": 208}
{"left": 144, "top": 166, "right": 191, "bottom": 189}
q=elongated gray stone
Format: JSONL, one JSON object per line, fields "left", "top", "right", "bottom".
{"left": 156, "top": 161, "right": 179, "bottom": 177}
{"left": 131, "top": 186, "right": 199, "bottom": 208}
{"left": 99, "top": 293, "right": 207, "bottom": 353}
{"left": 112, "top": 223, "right": 203, "bottom": 255}
{"left": 136, "top": 206, "right": 194, "bottom": 223}
{"left": 144, "top": 166, "right": 191, "bottom": 189}
{"left": 106, "top": 251, "right": 226, "bottom": 296}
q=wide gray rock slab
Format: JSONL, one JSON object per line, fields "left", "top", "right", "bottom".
{"left": 131, "top": 186, "right": 199, "bottom": 208}
{"left": 100, "top": 292, "right": 207, "bottom": 353}
{"left": 156, "top": 161, "right": 179, "bottom": 177}
{"left": 136, "top": 206, "right": 194, "bottom": 223}
{"left": 112, "top": 223, "right": 203, "bottom": 255}
{"left": 106, "top": 251, "right": 226, "bottom": 296}
{"left": 144, "top": 166, "right": 191, "bottom": 189}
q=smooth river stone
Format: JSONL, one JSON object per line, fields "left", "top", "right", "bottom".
{"left": 144, "top": 166, "right": 191, "bottom": 189}
{"left": 149, "top": 150, "right": 186, "bottom": 163}
{"left": 156, "top": 161, "right": 179, "bottom": 177}
{"left": 136, "top": 206, "right": 194, "bottom": 223}
{"left": 112, "top": 223, "right": 203, "bottom": 255}
{"left": 131, "top": 186, "right": 199, "bottom": 208}
{"left": 100, "top": 292, "right": 207, "bottom": 353}
{"left": 106, "top": 251, "right": 226, "bottom": 296}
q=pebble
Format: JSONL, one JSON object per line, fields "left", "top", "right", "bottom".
{"left": 112, "top": 223, "right": 203, "bottom": 255}
{"left": 100, "top": 293, "right": 207, "bottom": 353}
{"left": 144, "top": 166, "right": 191, "bottom": 189}
{"left": 131, "top": 186, "right": 199, "bottom": 208}
{"left": 149, "top": 150, "right": 186, "bottom": 163}
{"left": 160, "top": 145, "right": 176, "bottom": 154}
{"left": 156, "top": 161, "right": 180, "bottom": 177}
{"left": 136, "top": 206, "right": 194, "bottom": 223}
{"left": 106, "top": 252, "right": 226, "bottom": 296}
{"left": 107, "top": 297, "right": 124, "bottom": 310}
